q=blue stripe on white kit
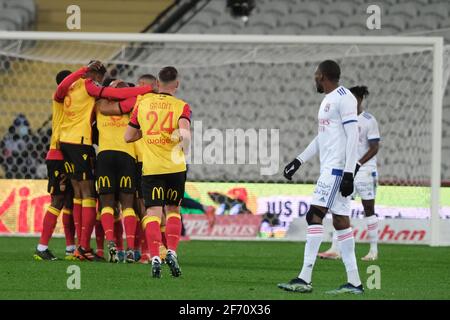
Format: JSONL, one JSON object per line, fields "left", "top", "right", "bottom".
{"left": 327, "top": 175, "right": 342, "bottom": 208}
{"left": 337, "top": 87, "right": 346, "bottom": 96}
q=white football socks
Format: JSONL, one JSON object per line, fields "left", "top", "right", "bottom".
{"left": 366, "top": 215, "right": 378, "bottom": 253}
{"left": 336, "top": 227, "right": 361, "bottom": 287}
{"left": 298, "top": 225, "right": 324, "bottom": 284}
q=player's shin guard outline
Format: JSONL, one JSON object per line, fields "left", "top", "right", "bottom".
{"left": 73, "top": 198, "right": 82, "bottom": 245}
{"left": 166, "top": 212, "right": 182, "bottom": 252}
{"left": 39, "top": 206, "right": 62, "bottom": 246}
{"left": 80, "top": 197, "right": 97, "bottom": 250}
{"left": 123, "top": 208, "right": 137, "bottom": 250}
{"left": 100, "top": 206, "right": 115, "bottom": 241}
{"left": 142, "top": 215, "right": 162, "bottom": 259}
{"left": 62, "top": 208, "right": 75, "bottom": 247}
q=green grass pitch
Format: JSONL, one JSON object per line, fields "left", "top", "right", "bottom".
{"left": 0, "top": 237, "right": 449, "bottom": 300}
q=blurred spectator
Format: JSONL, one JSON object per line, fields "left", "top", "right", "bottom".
{"left": 0, "top": 114, "right": 42, "bottom": 179}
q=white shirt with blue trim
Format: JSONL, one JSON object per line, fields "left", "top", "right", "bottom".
{"left": 317, "top": 86, "right": 358, "bottom": 173}
{"left": 357, "top": 111, "right": 380, "bottom": 173}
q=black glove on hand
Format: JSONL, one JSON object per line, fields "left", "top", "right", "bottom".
{"left": 354, "top": 162, "right": 361, "bottom": 177}
{"left": 283, "top": 158, "right": 301, "bottom": 180}
{"left": 339, "top": 172, "right": 354, "bottom": 197}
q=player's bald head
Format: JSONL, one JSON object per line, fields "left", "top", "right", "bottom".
{"left": 317, "top": 60, "right": 341, "bottom": 82}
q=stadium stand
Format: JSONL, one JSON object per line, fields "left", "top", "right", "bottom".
{"left": 0, "top": 0, "right": 449, "bottom": 184}
{"left": 160, "top": 0, "right": 450, "bottom": 184}
{"left": 0, "top": 0, "right": 174, "bottom": 178}
{"left": 34, "top": 0, "right": 173, "bottom": 32}
{"left": 0, "top": 0, "right": 36, "bottom": 30}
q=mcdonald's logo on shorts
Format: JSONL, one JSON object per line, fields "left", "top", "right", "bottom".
{"left": 64, "top": 162, "right": 74, "bottom": 174}
{"left": 98, "top": 176, "right": 111, "bottom": 188}
{"left": 152, "top": 187, "right": 164, "bottom": 200}
{"left": 120, "top": 176, "right": 132, "bottom": 189}
{"left": 166, "top": 188, "right": 178, "bottom": 201}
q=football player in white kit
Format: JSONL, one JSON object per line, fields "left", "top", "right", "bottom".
{"left": 278, "top": 60, "right": 363, "bottom": 295}
{"left": 318, "top": 86, "right": 380, "bottom": 261}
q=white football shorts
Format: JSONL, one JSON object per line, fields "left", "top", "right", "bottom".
{"left": 353, "top": 170, "right": 377, "bottom": 200}
{"left": 311, "top": 168, "right": 351, "bottom": 216}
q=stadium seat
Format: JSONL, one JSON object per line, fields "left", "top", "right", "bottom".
{"left": 410, "top": 0, "right": 431, "bottom": 5}
{"left": 189, "top": 14, "right": 215, "bottom": 28}
{"left": 388, "top": 3, "right": 418, "bottom": 19}
{"left": 380, "top": 15, "right": 407, "bottom": 32}
{"left": 407, "top": 17, "right": 440, "bottom": 32}
{"left": 342, "top": 14, "right": 368, "bottom": 28}
{"left": 312, "top": 14, "right": 341, "bottom": 29}
{"left": 323, "top": 2, "right": 354, "bottom": 17}
{"left": 291, "top": 2, "right": 322, "bottom": 16}
{"left": 301, "top": 26, "right": 334, "bottom": 36}
{"left": 263, "top": 1, "right": 291, "bottom": 16}
{"left": 0, "top": 19, "right": 15, "bottom": 31}
{"left": 214, "top": 15, "right": 246, "bottom": 29}
{"left": 240, "top": 25, "right": 271, "bottom": 35}
{"left": 338, "top": 25, "right": 366, "bottom": 35}
{"left": 276, "top": 26, "right": 301, "bottom": 35}
{"left": 378, "top": 0, "right": 399, "bottom": 5}
{"left": 4, "top": 0, "right": 35, "bottom": 22}
{"left": 0, "top": 9, "right": 25, "bottom": 29}
{"left": 202, "top": 2, "right": 225, "bottom": 18}
{"left": 178, "top": 24, "right": 203, "bottom": 34}
{"left": 248, "top": 13, "right": 278, "bottom": 29}
{"left": 279, "top": 13, "right": 310, "bottom": 29}
{"left": 420, "top": 2, "right": 448, "bottom": 20}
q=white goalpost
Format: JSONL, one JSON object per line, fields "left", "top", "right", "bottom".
{"left": 0, "top": 31, "right": 446, "bottom": 245}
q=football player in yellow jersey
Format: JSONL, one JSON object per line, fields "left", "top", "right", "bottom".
{"left": 59, "top": 61, "right": 153, "bottom": 261}
{"left": 34, "top": 68, "right": 87, "bottom": 261}
{"left": 95, "top": 74, "right": 162, "bottom": 264}
{"left": 125, "top": 66, "right": 191, "bottom": 278}
{"left": 94, "top": 80, "right": 141, "bottom": 263}
{"left": 135, "top": 74, "right": 160, "bottom": 263}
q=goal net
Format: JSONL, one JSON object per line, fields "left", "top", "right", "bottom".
{"left": 0, "top": 33, "right": 448, "bottom": 242}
